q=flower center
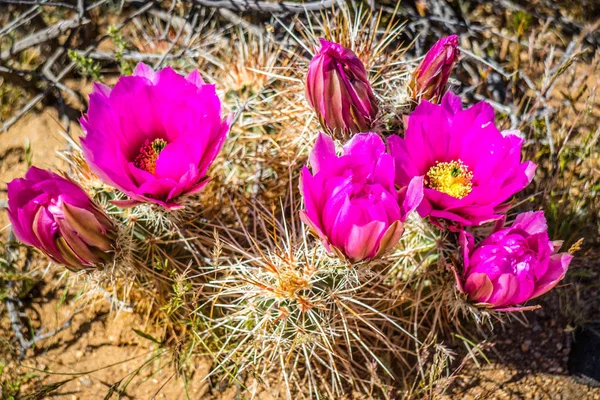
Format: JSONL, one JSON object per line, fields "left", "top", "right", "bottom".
{"left": 426, "top": 160, "right": 473, "bottom": 199}
{"left": 133, "top": 138, "right": 167, "bottom": 174}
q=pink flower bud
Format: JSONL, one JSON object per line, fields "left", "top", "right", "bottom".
{"left": 300, "top": 133, "right": 423, "bottom": 262}
{"left": 409, "top": 35, "right": 459, "bottom": 103}
{"left": 305, "top": 39, "right": 378, "bottom": 140}
{"left": 458, "top": 211, "right": 572, "bottom": 310}
{"left": 7, "top": 167, "right": 117, "bottom": 271}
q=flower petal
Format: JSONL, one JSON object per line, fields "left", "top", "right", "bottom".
{"left": 530, "top": 253, "right": 572, "bottom": 299}
{"left": 464, "top": 272, "right": 494, "bottom": 303}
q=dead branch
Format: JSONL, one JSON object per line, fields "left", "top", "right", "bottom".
{"left": 71, "top": 49, "right": 197, "bottom": 61}
{"left": 1, "top": 0, "right": 79, "bottom": 9}
{"left": 0, "top": 17, "right": 91, "bottom": 61}
{"left": 154, "top": 8, "right": 197, "bottom": 68}
{"left": 6, "top": 292, "right": 78, "bottom": 360}
{"left": 188, "top": 0, "right": 336, "bottom": 13}
{"left": 148, "top": 8, "right": 194, "bottom": 34}
{"left": 0, "top": 1, "right": 154, "bottom": 134}
{"left": 0, "top": 5, "right": 43, "bottom": 38}
{"left": 218, "top": 8, "right": 267, "bottom": 37}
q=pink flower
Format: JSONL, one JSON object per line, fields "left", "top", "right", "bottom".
{"left": 458, "top": 211, "right": 572, "bottom": 310}
{"left": 81, "top": 63, "right": 231, "bottom": 210}
{"left": 7, "top": 167, "right": 116, "bottom": 271}
{"left": 389, "top": 92, "right": 536, "bottom": 228}
{"left": 305, "top": 39, "right": 378, "bottom": 139}
{"left": 300, "top": 133, "right": 423, "bottom": 262}
{"left": 408, "top": 35, "right": 459, "bottom": 103}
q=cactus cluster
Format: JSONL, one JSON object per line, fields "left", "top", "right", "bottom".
{"left": 4, "top": 7, "right": 577, "bottom": 398}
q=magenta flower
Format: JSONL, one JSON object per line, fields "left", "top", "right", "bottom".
{"left": 81, "top": 63, "right": 231, "bottom": 210}
{"left": 300, "top": 133, "right": 423, "bottom": 262}
{"left": 389, "top": 92, "right": 536, "bottom": 228}
{"left": 7, "top": 167, "right": 116, "bottom": 271}
{"left": 408, "top": 35, "right": 459, "bottom": 103}
{"left": 305, "top": 38, "right": 378, "bottom": 140}
{"left": 457, "top": 211, "right": 572, "bottom": 311}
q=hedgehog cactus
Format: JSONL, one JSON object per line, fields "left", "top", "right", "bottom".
{"left": 206, "top": 207, "right": 415, "bottom": 397}
{"left": 457, "top": 211, "right": 573, "bottom": 311}
{"left": 4, "top": 7, "right": 575, "bottom": 399}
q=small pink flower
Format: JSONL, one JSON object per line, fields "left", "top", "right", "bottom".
{"left": 80, "top": 63, "right": 231, "bottom": 210}
{"left": 409, "top": 35, "right": 459, "bottom": 103}
{"left": 389, "top": 92, "right": 536, "bottom": 228}
{"left": 458, "top": 211, "right": 572, "bottom": 311}
{"left": 305, "top": 39, "right": 378, "bottom": 139}
{"left": 7, "top": 167, "right": 116, "bottom": 271}
{"left": 300, "top": 133, "right": 423, "bottom": 262}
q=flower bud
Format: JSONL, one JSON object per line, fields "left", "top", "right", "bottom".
{"left": 305, "top": 39, "right": 378, "bottom": 140}
{"left": 408, "top": 35, "right": 459, "bottom": 103}
{"left": 458, "top": 211, "right": 572, "bottom": 310}
{"left": 300, "top": 133, "right": 423, "bottom": 262}
{"left": 7, "top": 167, "right": 117, "bottom": 271}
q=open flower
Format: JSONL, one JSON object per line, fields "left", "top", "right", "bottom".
{"left": 7, "top": 167, "right": 116, "bottom": 271}
{"left": 389, "top": 92, "right": 536, "bottom": 228}
{"left": 408, "top": 35, "right": 459, "bottom": 103}
{"left": 81, "top": 63, "right": 231, "bottom": 210}
{"left": 457, "top": 211, "right": 572, "bottom": 311}
{"left": 300, "top": 133, "right": 423, "bottom": 262}
{"left": 305, "top": 39, "right": 378, "bottom": 140}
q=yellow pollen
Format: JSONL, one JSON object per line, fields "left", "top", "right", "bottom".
{"left": 134, "top": 138, "right": 167, "bottom": 174}
{"left": 426, "top": 160, "right": 473, "bottom": 199}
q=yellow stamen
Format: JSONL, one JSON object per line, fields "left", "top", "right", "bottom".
{"left": 426, "top": 160, "right": 473, "bottom": 199}
{"left": 134, "top": 138, "right": 167, "bottom": 174}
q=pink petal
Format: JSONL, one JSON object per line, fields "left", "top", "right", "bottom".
{"left": 309, "top": 133, "right": 337, "bottom": 174}
{"left": 185, "top": 70, "right": 205, "bottom": 87}
{"left": 388, "top": 134, "right": 421, "bottom": 186}
{"left": 507, "top": 275, "right": 535, "bottom": 305}
{"left": 399, "top": 175, "right": 425, "bottom": 218}
{"left": 487, "top": 273, "right": 519, "bottom": 307}
{"left": 345, "top": 220, "right": 387, "bottom": 262}
{"left": 440, "top": 91, "right": 462, "bottom": 114}
{"left": 464, "top": 272, "right": 494, "bottom": 303}
{"left": 530, "top": 252, "right": 572, "bottom": 299}
{"left": 374, "top": 220, "right": 405, "bottom": 258}
{"left": 92, "top": 82, "right": 111, "bottom": 98}
{"left": 512, "top": 211, "right": 548, "bottom": 235}
{"left": 133, "top": 62, "right": 157, "bottom": 82}
{"left": 459, "top": 230, "right": 475, "bottom": 277}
